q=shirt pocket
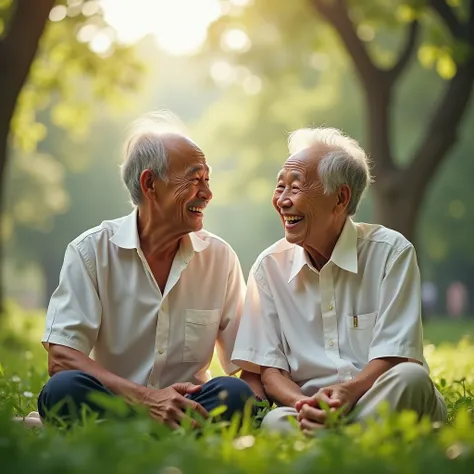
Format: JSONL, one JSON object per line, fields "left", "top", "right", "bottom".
{"left": 345, "top": 312, "right": 377, "bottom": 363}
{"left": 183, "top": 309, "right": 221, "bottom": 363}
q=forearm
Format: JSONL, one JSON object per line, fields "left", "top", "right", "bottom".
{"left": 343, "top": 357, "right": 408, "bottom": 401}
{"left": 261, "top": 367, "right": 304, "bottom": 407}
{"left": 48, "top": 344, "right": 146, "bottom": 403}
{"left": 239, "top": 370, "right": 267, "bottom": 400}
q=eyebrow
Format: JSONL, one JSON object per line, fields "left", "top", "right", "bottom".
{"left": 277, "top": 170, "right": 302, "bottom": 181}
{"left": 186, "top": 164, "right": 210, "bottom": 176}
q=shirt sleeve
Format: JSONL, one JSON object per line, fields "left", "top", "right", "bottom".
{"left": 215, "top": 249, "right": 246, "bottom": 375}
{"left": 42, "top": 240, "right": 102, "bottom": 355}
{"left": 368, "top": 244, "right": 424, "bottom": 363}
{"left": 231, "top": 264, "right": 289, "bottom": 374}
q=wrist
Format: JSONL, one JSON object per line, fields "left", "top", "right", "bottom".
{"left": 341, "top": 380, "right": 366, "bottom": 403}
{"left": 131, "top": 384, "right": 150, "bottom": 404}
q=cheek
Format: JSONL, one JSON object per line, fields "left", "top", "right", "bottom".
{"left": 174, "top": 183, "right": 192, "bottom": 202}
{"left": 272, "top": 194, "right": 280, "bottom": 211}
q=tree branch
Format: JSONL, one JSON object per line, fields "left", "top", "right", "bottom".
{"left": 428, "top": 0, "right": 464, "bottom": 39}
{"left": 407, "top": 58, "right": 474, "bottom": 196}
{"left": 387, "top": 21, "right": 420, "bottom": 82}
{"left": 407, "top": 1, "right": 474, "bottom": 193}
{"left": 0, "top": 0, "right": 55, "bottom": 130}
{"left": 310, "top": 0, "right": 396, "bottom": 171}
{"left": 310, "top": 0, "right": 380, "bottom": 85}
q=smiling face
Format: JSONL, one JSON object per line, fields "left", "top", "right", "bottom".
{"left": 272, "top": 144, "right": 346, "bottom": 250}
{"left": 142, "top": 134, "right": 212, "bottom": 234}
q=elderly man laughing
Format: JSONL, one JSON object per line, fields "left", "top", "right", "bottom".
{"left": 38, "top": 111, "right": 261, "bottom": 428}
{"left": 232, "top": 127, "right": 447, "bottom": 433}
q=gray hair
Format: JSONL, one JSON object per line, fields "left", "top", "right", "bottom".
{"left": 120, "top": 110, "right": 188, "bottom": 206}
{"left": 288, "top": 127, "right": 373, "bottom": 216}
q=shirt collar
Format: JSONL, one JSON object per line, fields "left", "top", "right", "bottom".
{"left": 109, "top": 208, "right": 140, "bottom": 249}
{"left": 188, "top": 232, "right": 210, "bottom": 253}
{"left": 330, "top": 217, "right": 358, "bottom": 274}
{"left": 109, "top": 208, "right": 211, "bottom": 254}
{"left": 288, "top": 246, "right": 310, "bottom": 283}
{"left": 288, "top": 217, "right": 358, "bottom": 283}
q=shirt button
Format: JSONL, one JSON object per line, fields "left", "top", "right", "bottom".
{"left": 329, "top": 340, "right": 334, "bottom": 347}
{"left": 328, "top": 303, "right": 334, "bottom": 311}
{"left": 158, "top": 349, "right": 164, "bottom": 355}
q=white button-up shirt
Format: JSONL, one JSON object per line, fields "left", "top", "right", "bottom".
{"left": 43, "top": 209, "right": 245, "bottom": 388}
{"left": 232, "top": 218, "right": 426, "bottom": 396}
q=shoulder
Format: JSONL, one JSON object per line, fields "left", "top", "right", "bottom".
{"left": 69, "top": 215, "right": 127, "bottom": 255}
{"left": 194, "top": 229, "right": 232, "bottom": 247}
{"left": 252, "top": 238, "right": 294, "bottom": 275}
{"left": 355, "top": 222, "right": 413, "bottom": 255}
{"left": 193, "top": 229, "right": 239, "bottom": 258}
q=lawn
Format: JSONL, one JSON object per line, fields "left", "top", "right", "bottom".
{"left": 0, "top": 302, "right": 473, "bottom": 474}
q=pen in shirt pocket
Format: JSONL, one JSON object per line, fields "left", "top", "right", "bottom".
{"left": 353, "top": 315, "right": 358, "bottom": 328}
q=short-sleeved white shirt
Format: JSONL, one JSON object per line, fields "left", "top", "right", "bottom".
{"left": 232, "top": 218, "right": 426, "bottom": 396}
{"left": 43, "top": 209, "right": 245, "bottom": 388}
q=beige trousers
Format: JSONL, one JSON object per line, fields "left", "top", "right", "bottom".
{"left": 261, "top": 362, "right": 447, "bottom": 434}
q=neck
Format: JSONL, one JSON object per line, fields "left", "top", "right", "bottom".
{"left": 137, "top": 206, "right": 184, "bottom": 260}
{"left": 304, "top": 216, "right": 346, "bottom": 270}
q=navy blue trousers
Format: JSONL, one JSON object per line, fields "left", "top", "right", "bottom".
{"left": 38, "top": 370, "right": 254, "bottom": 424}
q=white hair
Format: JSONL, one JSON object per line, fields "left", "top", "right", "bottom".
{"left": 288, "top": 127, "right": 373, "bottom": 215}
{"left": 120, "top": 110, "right": 189, "bottom": 206}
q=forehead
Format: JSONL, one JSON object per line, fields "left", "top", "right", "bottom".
{"left": 277, "top": 145, "right": 327, "bottom": 180}
{"left": 162, "top": 133, "right": 208, "bottom": 173}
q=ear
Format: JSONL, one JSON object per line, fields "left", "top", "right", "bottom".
{"left": 335, "top": 184, "right": 351, "bottom": 215}
{"left": 139, "top": 169, "right": 155, "bottom": 200}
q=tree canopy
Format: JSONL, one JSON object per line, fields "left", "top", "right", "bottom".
{"left": 197, "top": 0, "right": 474, "bottom": 241}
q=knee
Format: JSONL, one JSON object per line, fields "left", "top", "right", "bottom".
{"left": 387, "top": 362, "right": 431, "bottom": 391}
{"left": 261, "top": 407, "right": 297, "bottom": 434}
{"left": 210, "top": 376, "right": 254, "bottom": 409}
{"left": 41, "top": 370, "right": 87, "bottom": 400}
{"left": 38, "top": 370, "right": 92, "bottom": 418}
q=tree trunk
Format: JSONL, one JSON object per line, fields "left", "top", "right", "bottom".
{"left": 0, "top": 127, "right": 8, "bottom": 315}
{"left": 372, "top": 184, "right": 421, "bottom": 242}
{"left": 41, "top": 252, "right": 61, "bottom": 306}
{"left": 0, "top": 0, "right": 55, "bottom": 316}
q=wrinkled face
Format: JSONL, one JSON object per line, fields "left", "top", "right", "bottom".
{"left": 149, "top": 135, "right": 212, "bottom": 233}
{"left": 272, "top": 145, "right": 339, "bottom": 247}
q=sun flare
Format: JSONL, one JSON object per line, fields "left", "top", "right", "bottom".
{"left": 101, "top": 0, "right": 223, "bottom": 55}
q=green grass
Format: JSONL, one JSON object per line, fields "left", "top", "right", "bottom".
{"left": 423, "top": 318, "right": 474, "bottom": 345}
{"left": 0, "top": 302, "right": 473, "bottom": 474}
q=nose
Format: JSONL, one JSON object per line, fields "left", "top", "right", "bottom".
{"left": 198, "top": 182, "right": 212, "bottom": 202}
{"left": 276, "top": 190, "right": 291, "bottom": 209}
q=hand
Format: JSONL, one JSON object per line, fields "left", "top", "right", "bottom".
{"left": 295, "top": 383, "right": 356, "bottom": 433}
{"left": 139, "top": 382, "right": 208, "bottom": 430}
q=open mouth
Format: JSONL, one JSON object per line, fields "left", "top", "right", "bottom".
{"left": 283, "top": 215, "right": 304, "bottom": 228}
{"left": 188, "top": 206, "right": 204, "bottom": 215}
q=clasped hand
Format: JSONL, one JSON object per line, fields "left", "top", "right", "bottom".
{"left": 295, "top": 383, "right": 356, "bottom": 433}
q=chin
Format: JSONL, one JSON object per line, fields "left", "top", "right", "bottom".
{"left": 284, "top": 231, "right": 303, "bottom": 246}
{"left": 191, "top": 221, "right": 204, "bottom": 232}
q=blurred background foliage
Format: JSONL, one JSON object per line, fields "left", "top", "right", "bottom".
{"left": 1, "top": 0, "right": 474, "bottom": 319}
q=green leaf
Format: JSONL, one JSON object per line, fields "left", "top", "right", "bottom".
{"left": 437, "top": 53, "right": 457, "bottom": 79}
{"left": 396, "top": 5, "right": 416, "bottom": 22}
{"left": 0, "top": 0, "right": 12, "bottom": 10}
{"left": 209, "top": 404, "right": 228, "bottom": 418}
{"left": 454, "top": 406, "right": 471, "bottom": 434}
{"left": 418, "top": 44, "right": 439, "bottom": 69}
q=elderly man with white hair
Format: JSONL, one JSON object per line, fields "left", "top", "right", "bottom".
{"left": 37, "top": 111, "right": 262, "bottom": 428}
{"left": 231, "top": 127, "right": 447, "bottom": 433}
